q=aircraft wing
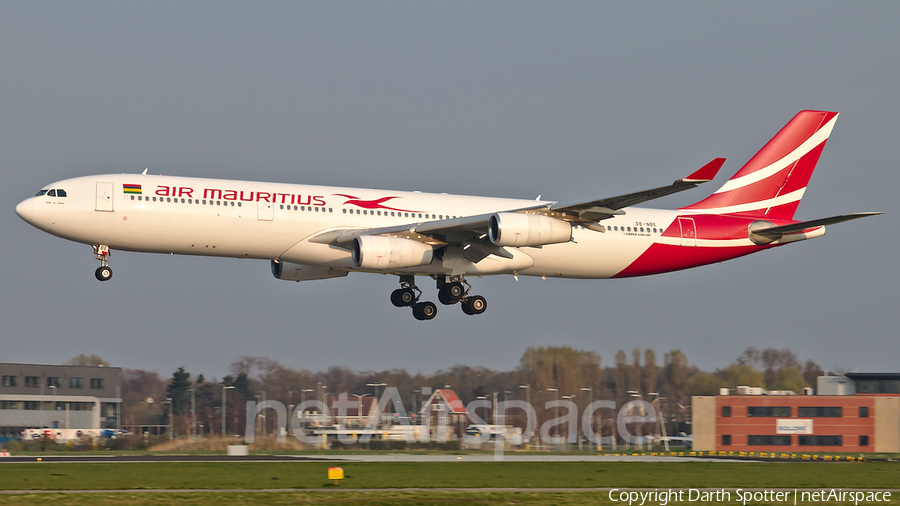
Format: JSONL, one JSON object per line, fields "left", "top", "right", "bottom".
{"left": 545, "top": 158, "right": 725, "bottom": 221}
{"left": 309, "top": 158, "right": 725, "bottom": 261}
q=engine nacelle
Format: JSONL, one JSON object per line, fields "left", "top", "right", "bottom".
{"left": 488, "top": 213, "right": 572, "bottom": 247}
{"left": 351, "top": 235, "right": 434, "bottom": 270}
{"left": 271, "top": 260, "right": 348, "bottom": 281}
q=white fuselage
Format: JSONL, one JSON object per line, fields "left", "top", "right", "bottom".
{"left": 16, "top": 174, "right": 685, "bottom": 279}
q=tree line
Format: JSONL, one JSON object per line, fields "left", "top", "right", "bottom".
{"left": 117, "top": 345, "right": 832, "bottom": 437}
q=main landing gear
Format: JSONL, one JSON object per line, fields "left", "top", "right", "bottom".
{"left": 438, "top": 277, "right": 486, "bottom": 315}
{"left": 390, "top": 276, "right": 437, "bottom": 320}
{"left": 93, "top": 245, "right": 112, "bottom": 281}
{"left": 390, "top": 275, "right": 487, "bottom": 320}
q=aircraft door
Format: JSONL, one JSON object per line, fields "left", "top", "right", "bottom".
{"left": 678, "top": 217, "right": 696, "bottom": 246}
{"left": 257, "top": 200, "right": 274, "bottom": 221}
{"left": 96, "top": 182, "right": 114, "bottom": 212}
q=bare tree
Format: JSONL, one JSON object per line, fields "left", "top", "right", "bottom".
{"left": 65, "top": 354, "right": 109, "bottom": 367}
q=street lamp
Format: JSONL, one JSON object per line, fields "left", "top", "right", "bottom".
{"left": 321, "top": 385, "right": 328, "bottom": 424}
{"left": 581, "top": 387, "right": 593, "bottom": 448}
{"left": 352, "top": 394, "right": 371, "bottom": 427}
{"left": 221, "top": 385, "right": 235, "bottom": 437}
{"left": 627, "top": 390, "right": 642, "bottom": 450}
{"left": 545, "top": 387, "right": 558, "bottom": 439}
{"left": 562, "top": 394, "right": 576, "bottom": 445}
{"left": 503, "top": 390, "right": 511, "bottom": 426}
{"left": 166, "top": 397, "right": 173, "bottom": 439}
{"left": 649, "top": 392, "right": 668, "bottom": 451}
{"left": 299, "top": 388, "right": 314, "bottom": 426}
{"left": 287, "top": 390, "right": 293, "bottom": 437}
{"left": 187, "top": 388, "right": 196, "bottom": 437}
{"left": 518, "top": 385, "right": 530, "bottom": 407}
{"left": 366, "top": 382, "right": 387, "bottom": 424}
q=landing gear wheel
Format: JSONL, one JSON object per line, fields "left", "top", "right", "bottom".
{"left": 412, "top": 301, "right": 438, "bottom": 320}
{"left": 438, "top": 282, "right": 465, "bottom": 305}
{"left": 390, "top": 288, "right": 416, "bottom": 307}
{"left": 461, "top": 295, "right": 487, "bottom": 315}
{"left": 95, "top": 266, "right": 113, "bottom": 282}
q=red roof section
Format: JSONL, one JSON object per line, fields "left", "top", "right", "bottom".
{"left": 438, "top": 389, "right": 466, "bottom": 413}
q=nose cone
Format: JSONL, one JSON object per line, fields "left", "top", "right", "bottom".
{"left": 16, "top": 198, "right": 38, "bottom": 225}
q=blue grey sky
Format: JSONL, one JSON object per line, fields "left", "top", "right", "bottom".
{"left": 2, "top": 2, "right": 896, "bottom": 379}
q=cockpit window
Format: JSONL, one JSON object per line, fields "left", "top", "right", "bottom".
{"left": 35, "top": 190, "right": 48, "bottom": 196}
{"left": 56, "top": 189, "right": 67, "bottom": 197}
{"left": 47, "top": 189, "right": 57, "bottom": 197}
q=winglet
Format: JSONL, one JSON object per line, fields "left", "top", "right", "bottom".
{"left": 679, "top": 158, "right": 725, "bottom": 183}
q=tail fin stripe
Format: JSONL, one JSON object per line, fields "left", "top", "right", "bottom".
{"left": 713, "top": 114, "right": 837, "bottom": 194}
{"left": 681, "top": 188, "right": 806, "bottom": 216}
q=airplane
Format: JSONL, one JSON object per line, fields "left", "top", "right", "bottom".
{"left": 15, "top": 110, "right": 880, "bottom": 320}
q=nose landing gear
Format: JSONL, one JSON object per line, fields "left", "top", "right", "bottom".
{"left": 93, "top": 245, "right": 112, "bottom": 281}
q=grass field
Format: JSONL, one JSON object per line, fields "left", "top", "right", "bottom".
{"left": 0, "top": 490, "right": 898, "bottom": 506}
{"left": 0, "top": 491, "right": 702, "bottom": 506}
{"left": 1, "top": 461, "right": 898, "bottom": 491}
{"left": 1, "top": 461, "right": 899, "bottom": 506}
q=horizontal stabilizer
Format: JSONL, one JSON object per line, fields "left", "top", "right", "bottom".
{"left": 749, "top": 212, "right": 881, "bottom": 244}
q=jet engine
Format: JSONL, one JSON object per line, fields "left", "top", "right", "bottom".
{"left": 351, "top": 235, "right": 434, "bottom": 270}
{"left": 271, "top": 260, "right": 348, "bottom": 281}
{"left": 488, "top": 212, "right": 572, "bottom": 247}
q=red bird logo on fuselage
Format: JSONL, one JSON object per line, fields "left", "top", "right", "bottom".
{"left": 333, "top": 194, "right": 420, "bottom": 213}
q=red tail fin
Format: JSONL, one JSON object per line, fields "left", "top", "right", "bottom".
{"left": 680, "top": 110, "right": 839, "bottom": 219}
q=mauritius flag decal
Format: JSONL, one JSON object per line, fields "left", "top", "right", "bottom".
{"left": 123, "top": 184, "right": 142, "bottom": 194}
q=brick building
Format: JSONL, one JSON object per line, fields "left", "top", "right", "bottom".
{"left": 692, "top": 373, "right": 900, "bottom": 453}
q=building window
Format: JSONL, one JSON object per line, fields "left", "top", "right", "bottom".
{"left": 860, "top": 435, "right": 869, "bottom": 446}
{"left": 799, "top": 435, "right": 842, "bottom": 446}
{"left": 722, "top": 435, "right": 732, "bottom": 446}
{"left": 69, "top": 377, "right": 84, "bottom": 389}
{"left": 855, "top": 379, "right": 900, "bottom": 394}
{"left": 2, "top": 376, "right": 16, "bottom": 387}
{"left": 721, "top": 406, "right": 731, "bottom": 417}
{"left": 797, "top": 407, "right": 842, "bottom": 417}
{"left": 748, "top": 435, "right": 791, "bottom": 446}
{"left": 24, "top": 401, "right": 42, "bottom": 410}
{"left": 90, "top": 378, "right": 105, "bottom": 389}
{"left": 48, "top": 377, "right": 61, "bottom": 388}
{"left": 0, "top": 401, "right": 19, "bottom": 410}
{"left": 747, "top": 406, "right": 791, "bottom": 417}
{"left": 25, "top": 376, "right": 40, "bottom": 388}
{"left": 859, "top": 406, "right": 869, "bottom": 418}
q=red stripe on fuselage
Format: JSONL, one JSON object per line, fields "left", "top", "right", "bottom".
{"left": 613, "top": 242, "right": 767, "bottom": 278}
{"left": 619, "top": 214, "right": 789, "bottom": 277}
